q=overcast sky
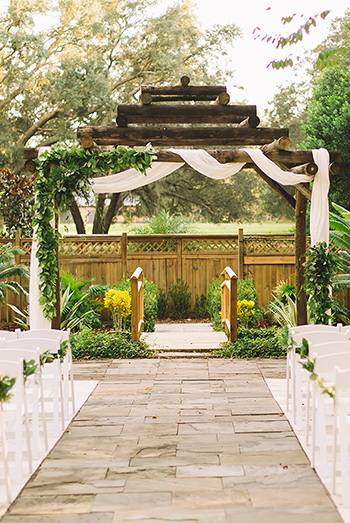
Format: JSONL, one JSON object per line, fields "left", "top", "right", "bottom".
{"left": 177, "top": 0, "right": 350, "bottom": 111}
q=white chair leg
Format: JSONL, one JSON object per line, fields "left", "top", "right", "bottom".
{"left": 0, "top": 403, "right": 11, "bottom": 503}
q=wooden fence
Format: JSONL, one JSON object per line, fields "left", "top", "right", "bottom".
{"left": 0, "top": 230, "right": 332, "bottom": 322}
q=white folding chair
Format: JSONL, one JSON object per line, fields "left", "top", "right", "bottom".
{"left": 311, "top": 352, "right": 350, "bottom": 475}
{"left": 289, "top": 328, "right": 348, "bottom": 429}
{"left": 333, "top": 366, "right": 350, "bottom": 505}
{"left": 16, "top": 329, "right": 75, "bottom": 417}
{"left": 5, "top": 338, "right": 65, "bottom": 436}
{"left": 0, "top": 358, "right": 32, "bottom": 486}
{"left": 0, "top": 331, "right": 18, "bottom": 340}
{"left": 0, "top": 362, "right": 18, "bottom": 503}
{"left": 287, "top": 325, "right": 343, "bottom": 415}
{"left": 0, "top": 347, "right": 48, "bottom": 459}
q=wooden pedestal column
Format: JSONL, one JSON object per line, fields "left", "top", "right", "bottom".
{"left": 295, "top": 186, "right": 308, "bottom": 325}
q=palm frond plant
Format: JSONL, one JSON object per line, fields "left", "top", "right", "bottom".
{"left": 0, "top": 242, "right": 29, "bottom": 303}
{"left": 267, "top": 294, "right": 299, "bottom": 327}
{"left": 330, "top": 202, "right": 350, "bottom": 286}
{"left": 131, "top": 210, "right": 197, "bottom": 234}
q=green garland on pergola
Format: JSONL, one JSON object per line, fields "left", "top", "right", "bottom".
{"left": 33, "top": 143, "right": 155, "bottom": 320}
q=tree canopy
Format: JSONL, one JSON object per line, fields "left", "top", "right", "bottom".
{"left": 0, "top": 0, "right": 241, "bottom": 233}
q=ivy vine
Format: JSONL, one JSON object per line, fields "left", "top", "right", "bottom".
{"left": 0, "top": 375, "right": 16, "bottom": 403}
{"left": 33, "top": 143, "right": 156, "bottom": 320}
{"left": 303, "top": 242, "right": 338, "bottom": 324}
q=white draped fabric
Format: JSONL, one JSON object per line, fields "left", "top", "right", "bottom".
{"left": 30, "top": 146, "right": 331, "bottom": 327}
{"left": 93, "top": 147, "right": 330, "bottom": 246}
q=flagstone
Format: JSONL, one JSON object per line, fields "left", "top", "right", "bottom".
{"left": 220, "top": 449, "right": 309, "bottom": 466}
{"left": 92, "top": 492, "right": 172, "bottom": 511}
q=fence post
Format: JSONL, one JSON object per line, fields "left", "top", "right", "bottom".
{"left": 238, "top": 228, "right": 244, "bottom": 280}
{"left": 221, "top": 266, "right": 238, "bottom": 342}
{"left": 176, "top": 236, "right": 182, "bottom": 281}
{"left": 131, "top": 267, "right": 144, "bottom": 342}
{"left": 121, "top": 232, "right": 128, "bottom": 279}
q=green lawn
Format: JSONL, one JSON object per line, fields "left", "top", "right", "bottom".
{"left": 60, "top": 221, "right": 294, "bottom": 235}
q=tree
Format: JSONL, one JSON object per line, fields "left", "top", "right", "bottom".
{"left": 123, "top": 167, "right": 261, "bottom": 224}
{"left": 303, "top": 65, "right": 350, "bottom": 208}
{"left": 0, "top": 0, "right": 241, "bottom": 234}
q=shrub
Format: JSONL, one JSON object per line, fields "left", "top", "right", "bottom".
{"left": 207, "top": 278, "right": 261, "bottom": 330}
{"left": 112, "top": 278, "right": 158, "bottom": 332}
{"left": 157, "top": 288, "right": 169, "bottom": 319}
{"left": 168, "top": 278, "right": 191, "bottom": 319}
{"left": 193, "top": 293, "right": 209, "bottom": 319}
{"left": 70, "top": 329, "right": 150, "bottom": 359}
{"left": 219, "top": 327, "right": 286, "bottom": 359}
{"left": 207, "top": 278, "right": 222, "bottom": 330}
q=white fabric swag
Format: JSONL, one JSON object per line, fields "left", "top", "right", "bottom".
{"left": 92, "top": 147, "right": 330, "bottom": 246}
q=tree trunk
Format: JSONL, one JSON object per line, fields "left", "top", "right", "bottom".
{"left": 92, "top": 194, "right": 106, "bottom": 234}
{"left": 70, "top": 199, "right": 86, "bottom": 234}
{"left": 104, "top": 193, "right": 123, "bottom": 233}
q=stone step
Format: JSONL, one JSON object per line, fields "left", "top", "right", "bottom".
{"left": 154, "top": 351, "right": 216, "bottom": 358}
{"left": 151, "top": 346, "right": 221, "bottom": 352}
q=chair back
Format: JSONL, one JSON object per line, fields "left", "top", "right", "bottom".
{"left": 309, "top": 340, "right": 350, "bottom": 359}
{"left": 4, "top": 338, "right": 60, "bottom": 355}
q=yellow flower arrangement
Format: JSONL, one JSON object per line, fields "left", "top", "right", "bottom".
{"left": 237, "top": 299, "right": 255, "bottom": 327}
{"left": 104, "top": 289, "right": 131, "bottom": 330}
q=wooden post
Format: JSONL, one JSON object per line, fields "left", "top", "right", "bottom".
{"left": 221, "top": 266, "right": 238, "bottom": 342}
{"left": 238, "top": 228, "right": 244, "bottom": 280}
{"left": 121, "top": 233, "right": 128, "bottom": 279}
{"left": 52, "top": 210, "right": 61, "bottom": 330}
{"left": 295, "top": 186, "right": 308, "bottom": 325}
{"left": 176, "top": 236, "right": 182, "bottom": 281}
{"left": 131, "top": 267, "right": 144, "bottom": 342}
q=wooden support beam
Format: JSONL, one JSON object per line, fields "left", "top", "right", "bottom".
{"left": 253, "top": 165, "right": 296, "bottom": 208}
{"left": 238, "top": 116, "right": 260, "bottom": 128}
{"left": 77, "top": 126, "right": 289, "bottom": 147}
{"left": 261, "top": 136, "right": 291, "bottom": 152}
{"left": 140, "top": 84, "right": 227, "bottom": 102}
{"left": 24, "top": 159, "right": 36, "bottom": 173}
{"left": 214, "top": 92, "right": 230, "bottom": 105}
{"left": 116, "top": 103, "right": 257, "bottom": 126}
{"left": 295, "top": 183, "right": 312, "bottom": 201}
{"left": 290, "top": 162, "right": 318, "bottom": 175}
{"left": 23, "top": 146, "right": 342, "bottom": 169}
{"left": 178, "top": 76, "right": 190, "bottom": 86}
{"left": 295, "top": 186, "right": 308, "bottom": 325}
{"left": 80, "top": 134, "right": 96, "bottom": 149}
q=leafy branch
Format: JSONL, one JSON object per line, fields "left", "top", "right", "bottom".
{"left": 0, "top": 375, "right": 16, "bottom": 403}
{"left": 33, "top": 143, "right": 156, "bottom": 320}
{"left": 253, "top": 10, "right": 330, "bottom": 69}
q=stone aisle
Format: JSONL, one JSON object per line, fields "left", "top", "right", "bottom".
{"left": 2, "top": 358, "right": 342, "bottom": 523}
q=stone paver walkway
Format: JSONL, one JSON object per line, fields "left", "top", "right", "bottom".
{"left": 142, "top": 323, "right": 227, "bottom": 357}
{"left": 2, "top": 358, "right": 342, "bottom": 523}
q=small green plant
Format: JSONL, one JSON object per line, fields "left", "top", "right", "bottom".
{"left": 70, "top": 329, "right": 150, "bottom": 359}
{"left": 219, "top": 327, "right": 286, "bottom": 359}
{"left": 104, "top": 289, "right": 131, "bottom": 330}
{"left": 168, "top": 278, "right": 192, "bottom": 319}
{"left": 193, "top": 293, "right": 209, "bottom": 319}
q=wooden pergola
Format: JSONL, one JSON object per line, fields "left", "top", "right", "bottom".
{"left": 24, "top": 76, "right": 342, "bottom": 325}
